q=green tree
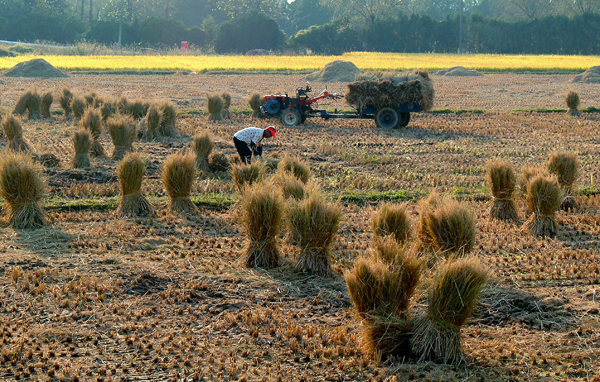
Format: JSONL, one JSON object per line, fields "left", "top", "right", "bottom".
{"left": 214, "top": 9, "right": 286, "bottom": 53}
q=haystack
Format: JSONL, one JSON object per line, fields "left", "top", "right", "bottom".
{"left": 572, "top": 66, "right": 600, "bottom": 83}
{"left": 436, "top": 66, "right": 482, "bottom": 76}
{"left": 306, "top": 60, "right": 361, "bottom": 83}
{"left": 346, "top": 70, "right": 434, "bottom": 111}
{"left": 2, "top": 58, "right": 69, "bottom": 78}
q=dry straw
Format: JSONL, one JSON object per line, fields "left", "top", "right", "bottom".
{"left": 108, "top": 116, "right": 137, "bottom": 161}
{"left": 159, "top": 100, "right": 177, "bottom": 136}
{"left": 276, "top": 171, "right": 307, "bottom": 200}
{"left": 248, "top": 93, "right": 264, "bottom": 119}
{"left": 71, "top": 129, "right": 91, "bottom": 168}
{"left": 83, "top": 92, "right": 97, "bottom": 106}
{"left": 371, "top": 202, "right": 412, "bottom": 244}
{"left": 145, "top": 105, "right": 163, "bottom": 140}
{"left": 41, "top": 91, "right": 53, "bottom": 119}
{"left": 565, "top": 89, "right": 580, "bottom": 116}
{"left": 0, "top": 151, "right": 47, "bottom": 228}
{"left": 193, "top": 131, "right": 213, "bottom": 172}
{"left": 161, "top": 152, "right": 197, "bottom": 214}
{"left": 486, "top": 159, "right": 518, "bottom": 222}
{"left": 128, "top": 99, "right": 149, "bottom": 120}
{"left": 277, "top": 154, "right": 311, "bottom": 184}
{"left": 14, "top": 90, "right": 41, "bottom": 120}
{"left": 417, "top": 191, "right": 442, "bottom": 252}
{"left": 547, "top": 151, "right": 578, "bottom": 211}
{"left": 71, "top": 96, "right": 86, "bottom": 121}
{"left": 411, "top": 257, "right": 488, "bottom": 364}
{"left": 208, "top": 152, "right": 230, "bottom": 172}
{"left": 81, "top": 108, "right": 105, "bottom": 157}
{"left": 117, "top": 152, "right": 153, "bottom": 218}
{"left": 221, "top": 92, "right": 231, "bottom": 119}
{"left": 2, "top": 114, "right": 31, "bottom": 153}
{"left": 207, "top": 94, "right": 223, "bottom": 121}
{"left": 231, "top": 161, "right": 266, "bottom": 192}
{"left": 117, "top": 96, "right": 130, "bottom": 115}
{"left": 419, "top": 194, "right": 475, "bottom": 258}
{"left": 518, "top": 166, "right": 548, "bottom": 195}
{"left": 59, "top": 88, "right": 73, "bottom": 117}
{"left": 288, "top": 192, "right": 342, "bottom": 275}
{"left": 101, "top": 99, "right": 117, "bottom": 122}
{"left": 240, "top": 181, "right": 283, "bottom": 268}
{"left": 522, "top": 175, "right": 563, "bottom": 238}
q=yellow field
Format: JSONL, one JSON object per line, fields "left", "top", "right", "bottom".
{"left": 0, "top": 52, "right": 598, "bottom": 72}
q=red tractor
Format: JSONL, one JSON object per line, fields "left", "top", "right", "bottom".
{"left": 260, "top": 82, "right": 420, "bottom": 129}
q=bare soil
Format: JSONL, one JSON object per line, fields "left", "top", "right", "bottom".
{"left": 0, "top": 73, "right": 599, "bottom": 381}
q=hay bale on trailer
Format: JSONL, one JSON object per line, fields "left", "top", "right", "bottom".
{"left": 345, "top": 70, "right": 434, "bottom": 128}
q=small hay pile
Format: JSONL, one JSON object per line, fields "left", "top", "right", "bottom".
{"left": 108, "top": 116, "right": 137, "bottom": 161}
{"left": 346, "top": 70, "right": 434, "bottom": 111}
{"left": 13, "top": 90, "right": 41, "bottom": 120}
{"left": 522, "top": 175, "right": 562, "bottom": 238}
{"left": 117, "top": 153, "right": 153, "bottom": 218}
{"left": 221, "top": 92, "right": 232, "bottom": 119}
{"left": 207, "top": 94, "right": 223, "bottom": 121}
{"left": 193, "top": 131, "right": 213, "bottom": 172}
{"left": 547, "top": 152, "right": 578, "bottom": 211}
{"left": 565, "top": 90, "right": 580, "bottom": 116}
{"left": 2, "top": 114, "right": 31, "bottom": 152}
{"left": 486, "top": 159, "right": 518, "bottom": 222}
{"left": 371, "top": 202, "right": 412, "bottom": 245}
{"left": 81, "top": 108, "right": 104, "bottom": 157}
{"left": 71, "top": 129, "right": 91, "bottom": 168}
{"left": 2, "top": 58, "right": 68, "bottom": 78}
{"left": 59, "top": 88, "right": 73, "bottom": 118}
{"left": 248, "top": 93, "right": 264, "bottom": 119}
{"left": 572, "top": 66, "right": 600, "bottom": 83}
{"left": 436, "top": 66, "right": 483, "bottom": 76}
{"left": 41, "top": 91, "right": 53, "bottom": 118}
{"left": 240, "top": 181, "right": 283, "bottom": 268}
{"left": 161, "top": 152, "right": 197, "bottom": 214}
{"left": 306, "top": 60, "right": 361, "bottom": 83}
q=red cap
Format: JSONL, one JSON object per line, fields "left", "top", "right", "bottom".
{"left": 267, "top": 126, "right": 277, "bottom": 139}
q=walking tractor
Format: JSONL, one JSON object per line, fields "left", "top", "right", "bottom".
{"left": 260, "top": 70, "right": 434, "bottom": 129}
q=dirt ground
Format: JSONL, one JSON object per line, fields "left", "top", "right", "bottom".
{"left": 0, "top": 73, "right": 599, "bottom": 381}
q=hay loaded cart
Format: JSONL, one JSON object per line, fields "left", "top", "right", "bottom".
{"left": 260, "top": 71, "right": 434, "bottom": 129}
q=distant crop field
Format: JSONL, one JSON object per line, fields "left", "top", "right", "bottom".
{"left": 0, "top": 52, "right": 598, "bottom": 73}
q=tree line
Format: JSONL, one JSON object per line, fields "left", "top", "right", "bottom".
{"left": 1, "top": 0, "right": 600, "bottom": 55}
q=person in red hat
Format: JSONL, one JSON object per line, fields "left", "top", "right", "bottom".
{"left": 233, "top": 126, "right": 277, "bottom": 164}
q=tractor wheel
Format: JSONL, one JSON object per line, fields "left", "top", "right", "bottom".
{"left": 399, "top": 112, "right": 410, "bottom": 128}
{"left": 374, "top": 107, "right": 400, "bottom": 129}
{"left": 281, "top": 108, "right": 301, "bottom": 127}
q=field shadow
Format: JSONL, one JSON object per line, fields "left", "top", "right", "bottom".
{"left": 473, "top": 285, "right": 577, "bottom": 331}
{"left": 11, "top": 225, "right": 74, "bottom": 258}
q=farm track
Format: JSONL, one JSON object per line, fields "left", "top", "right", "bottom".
{"left": 0, "top": 73, "right": 599, "bottom": 381}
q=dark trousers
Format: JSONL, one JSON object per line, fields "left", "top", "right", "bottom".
{"left": 234, "top": 137, "right": 253, "bottom": 164}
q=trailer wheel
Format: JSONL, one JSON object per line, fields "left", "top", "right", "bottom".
{"left": 375, "top": 107, "right": 399, "bottom": 129}
{"left": 399, "top": 112, "right": 410, "bottom": 128}
{"left": 281, "top": 108, "right": 301, "bottom": 126}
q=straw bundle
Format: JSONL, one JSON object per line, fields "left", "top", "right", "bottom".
{"left": 207, "top": 94, "right": 223, "bottom": 121}
{"left": 371, "top": 202, "right": 412, "bottom": 245}
{"left": 565, "top": 90, "right": 580, "bottom": 116}
{"left": 522, "top": 175, "right": 563, "bottom": 238}
{"left": 221, "top": 92, "right": 232, "bottom": 119}
{"left": 240, "top": 181, "right": 283, "bottom": 268}
{"left": 129, "top": 99, "right": 149, "bottom": 120}
{"left": 208, "top": 152, "right": 230, "bottom": 172}
{"left": 59, "top": 88, "right": 73, "bottom": 117}
{"left": 2, "top": 115, "right": 31, "bottom": 152}
{"left": 276, "top": 171, "right": 307, "bottom": 200}
{"left": 518, "top": 166, "right": 548, "bottom": 195}
{"left": 231, "top": 161, "right": 266, "bottom": 192}
{"left": 547, "top": 152, "right": 578, "bottom": 211}
{"left": 248, "top": 93, "right": 264, "bottom": 119}
{"left": 0, "top": 151, "right": 47, "bottom": 228}
{"left": 117, "top": 153, "right": 153, "bottom": 217}
{"left": 347, "top": 70, "right": 434, "bottom": 111}
{"left": 71, "top": 129, "right": 91, "bottom": 168}
{"left": 411, "top": 257, "right": 488, "bottom": 364}
{"left": 81, "top": 108, "right": 105, "bottom": 157}
{"left": 158, "top": 101, "right": 177, "bottom": 136}
{"left": 14, "top": 90, "right": 41, "bottom": 120}
{"left": 71, "top": 96, "right": 86, "bottom": 121}
{"left": 193, "top": 131, "right": 213, "bottom": 172}
{"left": 117, "top": 96, "right": 130, "bottom": 114}
{"left": 486, "top": 159, "right": 518, "bottom": 222}
{"left": 161, "top": 152, "right": 197, "bottom": 214}
{"left": 41, "top": 91, "right": 53, "bottom": 118}
{"left": 145, "top": 105, "right": 163, "bottom": 140}
{"left": 84, "top": 92, "right": 97, "bottom": 107}
{"left": 101, "top": 100, "right": 117, "bottom": 121}
{"left": 277, "top": 154, "right": 311, "bottom": 184}
{"left": 108, "top": 116, "right": 137, "bottom": 161}
{"left": 288, "top": 193, "right": 342, "bottom": 275}
{"left": 416, "top": 191, "right": 442, "bottom": 253}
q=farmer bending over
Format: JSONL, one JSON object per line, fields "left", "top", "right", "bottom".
{"left": 233, "top": 126, "right": 276, "bottom": 164}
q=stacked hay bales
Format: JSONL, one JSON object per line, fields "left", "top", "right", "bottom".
{"left": 547, "top": 152, "right": 578, "bottom": 211}
{"left": 117, "top": 153, "right": 153, "bottom": 218}
{"left": 240, "top": 181, "right": 284, "bottom": 268}
{"left": 486, "top": 159, "right": 519, "bottom": 222}
{"left": 71, "top": 129, "right": 92, "bottom": 168}
{"left": 0, "top": 151, "right": 47, "bottom": 228}
{"left": 161, "top": 152, "right": 197, "bottom": 214}
{"left": 346, "top": 70, "right": 435, "bottom": 112}
{"left": 2, "top": 115, "right": 31, "bottom": 152}
{"left": 288, "top": 192, "right": 342, "bottom": 275}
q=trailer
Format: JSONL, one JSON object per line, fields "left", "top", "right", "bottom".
{"left": 260, "top": 83, "right": 421, "bottom": 129}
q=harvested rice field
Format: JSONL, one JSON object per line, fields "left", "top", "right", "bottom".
{"left": 0, "top": 73, "right": 599, "bottom": 381}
